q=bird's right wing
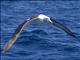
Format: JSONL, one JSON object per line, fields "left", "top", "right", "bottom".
{"left": 2, "top": 18, "right": 37, "bottom": 53}
{"left": 50, "top": 18, "right": 76, "bottom": 38}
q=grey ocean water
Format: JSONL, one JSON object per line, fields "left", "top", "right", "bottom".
{"left": 1, "top": 1, "right": 80, "bottom": 60}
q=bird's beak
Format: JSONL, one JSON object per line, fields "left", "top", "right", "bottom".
{"left": 47, "top": 18, "right": 53, "bottom": 23}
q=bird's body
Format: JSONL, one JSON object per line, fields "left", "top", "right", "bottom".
{"left": 2, "top": 14, "right": 77, "bottom": 53}
{"left": 33, "top": 14, "right": 53, "bottom": 23}
{"left": 38, "top": 14, "right": 49, "bottom": 20}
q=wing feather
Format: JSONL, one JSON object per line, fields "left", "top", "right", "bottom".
{"left": 50, "top": 18, "right": 76, "bottom": 38}
{"left": 2, "top": 18, "right": 35, "bottom": 53}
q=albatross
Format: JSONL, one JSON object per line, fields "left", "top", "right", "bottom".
{"left": 2, "top": 14, "right": 77, "bottom": 53}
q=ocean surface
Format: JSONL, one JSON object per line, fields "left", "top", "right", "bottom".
{"left": 1, "top": 1, "right": 80, "bottom": 60}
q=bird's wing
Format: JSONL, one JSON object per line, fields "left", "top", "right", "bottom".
{"left": 2, "top": 18, "right": 37, "bottom": 53}
{"left": 50, "top": 18, "right": 76, "bottom": 38}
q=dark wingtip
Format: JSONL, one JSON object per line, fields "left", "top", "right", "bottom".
{"left": 1, "top": 48, "right": 7, "bottom": 54}
{"left": 70, "top": 33, "right": 76, "bottom": 38}
{"left": 68, "top": 32, "right": 80, "bottom": 40}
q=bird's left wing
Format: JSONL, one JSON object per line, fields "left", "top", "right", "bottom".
{"left": 2, "top": 18, "right": 37, "bottom": 53}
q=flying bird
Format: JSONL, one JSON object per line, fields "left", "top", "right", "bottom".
{"left": 2, "top": 14, "right": 77, "bottom": 53}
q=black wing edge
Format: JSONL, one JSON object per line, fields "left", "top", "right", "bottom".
{"left": 50, "top": 18, "right": 77, "bottom": 39}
